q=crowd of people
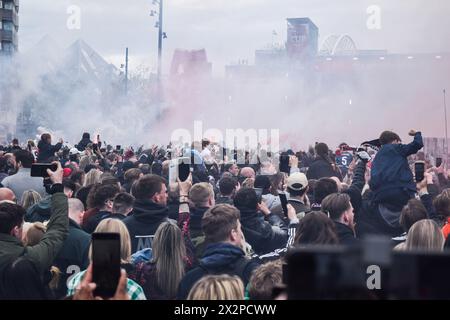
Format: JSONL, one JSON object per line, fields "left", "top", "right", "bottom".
{"left": 0, "top": 129, "right": 448, "bottom": 300}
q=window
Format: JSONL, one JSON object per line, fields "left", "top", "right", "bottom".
{"left": 0, "top": 21, "right": 2, "bottom": 30}
{"left": 4, "top": 2, "right": 13, "bottom": 10}
{"left": 3, "top": 21, "right": 13, "bottom": 31}
{"left": 3, "top": 42, "right": 14, "bottom": 52}
{"left": 0, "top": 2, "right": 3, "bottom": 9}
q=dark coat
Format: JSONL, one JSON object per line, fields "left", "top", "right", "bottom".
{"left": 37, "top": 140, "right": 63, "bottom": 163}
{"left": 177, "top": 242, "right": 260, "bottom": 299}
{"left": 123, "top": 200, "right": 170, "bottom": 253}
{"left": 216, "top": 196, "right": 234, "bottom": 205}
{"left": 370, "top": 132, "right": 423, "bottom": 200}
{"left": 0, "top": 193, "right": 68, "bottom": 277}
{"left": 76, "top": 137, "right": 92, "bottom": 152}
{"left": 83, "top": 211, "right": 124, "bottom": 234}
{"left": 333, "top": 221, "right": 358, "bottom": 246}
{"left": 189, "top": 207, "right": 209, "bottom": 240}
{"left": 238, "top": 208, "right": 288, "bottom": 255}
{"left": 188, "top": 207, "right": 210, "bottom": 258}
{"left": 53, "top": 219, "right": 90, "bottom": 298}
{"left": 356, "top": 197, "right": 404, "bottom": 239}
{"left": 306, "top": 156, "right": 342, "bottom": 181}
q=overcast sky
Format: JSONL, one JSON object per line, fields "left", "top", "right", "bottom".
{"left": 19, "top": 0, "right": 450, "bottom": 75}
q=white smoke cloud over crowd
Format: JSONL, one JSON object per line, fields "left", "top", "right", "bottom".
{"left": 1, "top": 0, "right": 449, "bottom": 151}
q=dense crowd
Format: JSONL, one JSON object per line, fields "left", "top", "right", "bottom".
{"left": 0, "top": 129, "right": 448, "bottom": 300}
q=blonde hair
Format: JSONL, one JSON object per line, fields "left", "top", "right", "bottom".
{"left": 84, "top": 169, "right": 102, "bottom": 187}
{"left": 20, "top": 190, "right": 42, "bottom": 211}
{"left": 187, "top": 275, "right": 245, "bottom": 300}
{"left": 405, "top": 219, "right": 444, "bottom": 251}
{"left": 90, "top": 219, "right": 131, "bottom": 263}
{"left": 152, "top": 221, "right": 186, "bottom": 299}
{"left": 189, "top": 183, "right": 214, "bottom": 207}
{"left": 23, "top": 222, "right": 46, "bottom": 246}
{"left": 394, "top": 242, "right": 406, "bottom": 251}
{"left": 242, "top": 178, "right": 255, "bottom": 189}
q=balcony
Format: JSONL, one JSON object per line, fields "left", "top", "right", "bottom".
{"left": 0, "top": 8, "right": 19, "bottom": 26}
{"left": 0, "top": 29, "right": 13, "bottom": 42}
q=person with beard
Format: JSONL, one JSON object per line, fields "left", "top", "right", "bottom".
{"left": 321, "top": 193, "right": 358, "bottom": 246}
{"left": 123, "top": 174, "right": 171, "bottom": 253}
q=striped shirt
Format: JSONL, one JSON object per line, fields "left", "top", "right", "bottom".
{"left": 67, "top": 270, "right": 147, "bottom": 300}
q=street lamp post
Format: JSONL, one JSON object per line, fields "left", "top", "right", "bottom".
{"left": 444, "top": 89, "right": 448, "bottom": 166}
{"left": 151, "top": 0, "right": 167, "bottom": 118}
{"left": 157, "top": 0, "right": 163, "bottom": 82}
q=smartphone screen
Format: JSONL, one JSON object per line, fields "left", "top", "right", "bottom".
{"left": 279, "top": 192, "right": 289, "bottom": 217}
{"left": 92, "top": 233, "right": 121, "bottom": 298}
{"left": 254, "top": 188, "right": 263, "bottom": 204}
{"left": 30, "top": 163, "right": 57, "bottom": 177}
{"left": 414, "top": 161, "right": 425, "bottom": 182}
{"left": 169, "top": 157, "right": 190, "bottom": 183}
{"left": 436, "top": 157, "right": 442, "bottom": 167}
{"left": 178, "top": 160, "right": 190, "bottom": 182}
{"left": 279, "top": 155, "right": 290, "bottom": 174}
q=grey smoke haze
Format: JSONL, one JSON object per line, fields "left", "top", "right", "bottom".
{"left": 20, "top": 0, "right": 450, "bottom": 74}
{"left": 2, "top": 0, "right": 449, "bottom": 149}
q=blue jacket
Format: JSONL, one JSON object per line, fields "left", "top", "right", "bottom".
{"left": 370, "top": 132, "right": 423, "bottom": 195}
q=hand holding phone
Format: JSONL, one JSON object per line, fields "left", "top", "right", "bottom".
{"left": 279, "top": 155, "right": 290, "bottom": 174}
{"left": 254, "top": 188, "right": 263, "bottom": 204}
{"left": 169, "top": 157, "right": 191, "bottom": 184}
{"left": 73, "top": 264, "right": 129, "bottom": 300}
{"left": 92, "top": 233, "right": 121, "bottom": 298}
{"left": 279, "top": 192, "right": 289, "bottom": 217}
{"left": 31, "top": 163, "right": 58, "bottom": 178}
{"left": 414, "top": 161, "right": 425, "bottom": 183}
{"left": 436, "top": 157, "right": 443, "bottom": 168}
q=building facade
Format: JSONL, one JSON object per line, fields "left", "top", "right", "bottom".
{"left": 0, "top": 0, "right": 19, "bottom": 55}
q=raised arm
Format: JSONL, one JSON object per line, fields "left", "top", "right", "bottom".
{"left": 398, "top": 130, "right": 423, "bottom": 157}
{"left": 27, "top": 162, "right": 69, "bottom": 273}
{"left": 177, "top": 174, "right": 197, "bottom": 268}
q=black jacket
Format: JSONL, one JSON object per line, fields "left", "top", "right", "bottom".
{"left": 123, "top": 200, "right": 170, "bottom": 253}
{"left": 306, "top": 156, "right": 342, "bottom": 181}
{"left": 167, "top": 201, "right": 180, "bottom": 221}
{"left": 83, "top": 211, "right": 125, "bottom": 234}
{"left": 189, "top": 207, "right": 210, "bottom": 258}
{"left": 177, "top": 242, "right": 260, "bottom": 299}
{"left": 356, "top": 197, "right": 404, "bottom": 239}
{"left": 53, "top": 219, "right": 90, "bottom": 298}
{"left": 216, "top": 196, "right": 234, "bottom": 205}
{"left": 76, "top": 137, "right": 92, "bottom": 152}
{"left": 333, "top": 221, "right": 358, "bottom": 246}
{"left": 238, "top": 208, "right": 288, "bottom": 255}
{"left": 189, "top": 207, "right": 209, "bottom": 239}
{"left": 37, "top": 140, "right": 63, "bottom": 163}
